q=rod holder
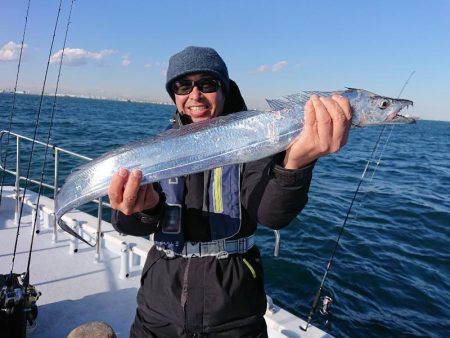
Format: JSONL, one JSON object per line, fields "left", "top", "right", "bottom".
{"left": 119, "top": 242, "right": 129, "bottom": 279}
{"left": 51, "top": 213, "right": 58, "bottom": 244}
{"left": 68, "top": 219, "right": 79, "bottom": 254}
{"left": 31, "top": 203, "right": 40, "bottom": 234}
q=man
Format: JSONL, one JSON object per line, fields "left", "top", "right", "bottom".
{"left": 109, "top": 46, "right": 351, "bottom": 337}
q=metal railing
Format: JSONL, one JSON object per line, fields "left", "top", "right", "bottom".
{"left": 0, "top": 130, "right": 110, "bottom": 244}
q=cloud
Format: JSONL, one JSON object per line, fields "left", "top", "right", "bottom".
{"left": 251, "top": 60, "right": 288, "bottom": 74}
{"left": 50, "top": 48, "right": 114, "bottom": 66}
{"left": 255, "top": 65, "right": 270, "bottom": 73}
{"left": 271, "top": 61, "right": 287, "bottom": 72}
{"left": 0, "top": 41, "right": 27, "bottom": 61}
{"left": 121, "top": 56, "right": 131, "bottom": 66}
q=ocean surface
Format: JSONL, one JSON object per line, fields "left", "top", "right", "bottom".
{"left": 1, "top": 93, "right": 449, "bottom": 338}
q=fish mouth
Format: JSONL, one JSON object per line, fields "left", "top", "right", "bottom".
{"left": 385, "top": 100, "right": 414, "bottom": 122}
{"left": 386, "top": 110, "right": 401, "bottom": 121}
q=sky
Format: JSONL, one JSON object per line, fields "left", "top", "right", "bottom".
{"left": 0, "top": 0, "right": 449, "bottom": 121}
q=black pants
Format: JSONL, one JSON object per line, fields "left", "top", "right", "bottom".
{"left": 130, "top": 314, "right": 268, "bottom": 338}
{"left": 130, "top": 246, "right": 268, "bottom": 338}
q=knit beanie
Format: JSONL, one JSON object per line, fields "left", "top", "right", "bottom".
{"left": 166, "top": 46, "right": 230, "bottom": 100}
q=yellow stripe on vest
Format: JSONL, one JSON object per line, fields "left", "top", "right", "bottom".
{"left": 213, "top": 167, "right": 223, "bottom": 213}
{"left": 243, "top": 258, "right": 257, "bottom": 279}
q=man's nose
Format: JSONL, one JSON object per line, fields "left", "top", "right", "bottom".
{"left": 189, "top": 85, "right": 202, "bottom": 99}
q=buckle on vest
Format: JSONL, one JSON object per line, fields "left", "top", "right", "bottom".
{"left": 184, "top": 242, "right": 200, "bottom": 256}
{"left": 216, "top": 251, "right": 229, "bottom": 259}
{"left": 162, "top": 249, "right": 176, "bottom": 258}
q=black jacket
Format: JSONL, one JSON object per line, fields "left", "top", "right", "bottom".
{"left": 111, "top": 80, "right": 315, "bottom": 336}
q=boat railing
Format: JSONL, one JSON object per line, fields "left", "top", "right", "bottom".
{"left": 0, "top": 129, "right": 110, "bottom": 255}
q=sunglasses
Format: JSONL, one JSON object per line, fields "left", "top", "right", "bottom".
{"left": 172, "top": 78, "right": 221, "bottom": 95}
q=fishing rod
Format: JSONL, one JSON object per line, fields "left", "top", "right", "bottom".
{"left": 300, "top": 132, "right": 384, "bottom": 332}
{"left": 300, "top": 71, "right": 416, "bottom": 332}
{"left": 0, "top": 2, "right": 57, "bottom": 336}
{"left": 10, "top": 0, "right": 64, "bottom": 275}
{"left": 24, "top": 0, "right": 76, "bottom": 289}
{"left": 2, "top": 1, "right": 76, "bottom": 335}
{"left": 0, "top": 0, "right": 32, "bottom": 206}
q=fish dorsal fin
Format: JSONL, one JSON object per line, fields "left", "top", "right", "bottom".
{"left": 293, "top": 91, "right": 335, "bottom": 100}
{"left": 265, "top": 98, "right": 294, "bottom": 110}
{"left": 267, "top": 90, "right": 338, "bottom": 110}
{"left": 266, "top": 91, "right": 312, "bottom": 110}
{"left": 284, "top": 93, "right": 311, "bottom": 106}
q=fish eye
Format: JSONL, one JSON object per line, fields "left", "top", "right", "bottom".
{"left": 379, "top": 99, "right": 390, "bottom": 110}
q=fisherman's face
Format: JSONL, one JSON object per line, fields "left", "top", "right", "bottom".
{"left": 173, "top": 73, "right": 225, "bottom": 122}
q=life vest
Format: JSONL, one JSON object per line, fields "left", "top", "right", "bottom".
{"left": 154, "top": 164, "right": 242, "bottom": 254}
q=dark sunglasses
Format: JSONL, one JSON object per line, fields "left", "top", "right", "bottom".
{"left": 172, "top": 78, "right": 221, "bottom": 95}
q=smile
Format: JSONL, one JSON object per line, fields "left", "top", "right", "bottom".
{"left": 188, "top": 106, "right": 209, "bottom": 112}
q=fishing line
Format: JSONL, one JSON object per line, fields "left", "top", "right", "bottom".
{"left": 301, "top": 71, "right": 416, "bottom": 331}
{"left": 359, "top": 125, "right": 394, "bottom": 199}
{"left": 0, "top": 0, "right": 32, "bottom": 207}
{"left": 10, "top": 0, "right": 64, "bottom": 274}
{"left": 357, "top": 71, "right": 416, "bottom": 214}
{"left": 362, "top": 71, "right": 415, "bottom": 184}
{"left": 353, "top": 127, "right": 389, "bottom": 216}
{"left": 24, "top": 0, "right": 76, "bottom": 288}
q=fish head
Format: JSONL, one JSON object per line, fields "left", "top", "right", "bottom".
{"left": 343, "top": 88, "right": 413, "bottom": 126}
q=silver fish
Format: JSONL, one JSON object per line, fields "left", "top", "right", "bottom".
{"left": 55, "top": 88, "right": 413, "bottom": 244}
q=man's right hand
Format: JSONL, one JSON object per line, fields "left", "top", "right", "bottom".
{"left": 108, "top": 168, "right": 160, "bottom": 215}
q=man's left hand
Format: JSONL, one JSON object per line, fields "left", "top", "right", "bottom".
{"left": 283, "top": 94, "right": 352, "bottom": 169}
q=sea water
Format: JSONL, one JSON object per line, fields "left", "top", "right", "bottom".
{"left": 1, "top": 93, "right": 449, "bottom": 337}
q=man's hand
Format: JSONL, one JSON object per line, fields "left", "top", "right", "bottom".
{"left": 283, "top": 94, "right": 352, "bottom": 169}
{"left": 108, "top": 168, "right": 159, "bottom": 215}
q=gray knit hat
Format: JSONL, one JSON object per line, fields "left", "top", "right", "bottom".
{"left": 166, "top": 46, "right": 230, "bottom": 99}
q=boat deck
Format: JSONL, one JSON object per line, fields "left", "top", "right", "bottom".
{"left": 0, "top": 186, "right": 332, "bottom": 337}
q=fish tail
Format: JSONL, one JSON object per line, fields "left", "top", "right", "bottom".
{"left": 58, "top": 218, "right": 94, "bottom": 247}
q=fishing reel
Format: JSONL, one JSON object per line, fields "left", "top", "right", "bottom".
{"left": 1, "top": 285, "right": 25, "bottom": 314}
{"left": 300, "top": 292, "right": 334, "bottom": 332}
{"left": 320, "top": 295, "right": 333, "bottom": 316}
{"left": 319, "top": 295, "right": 333, "bottom": 328}
{"left": 0, "top": 272, "right": 41, "bottom": 337}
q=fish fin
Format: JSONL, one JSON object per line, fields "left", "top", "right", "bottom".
{"left": 58, "top": 218, "right": 95, "bottom": 247}
{"left": 267, "top": 90, "right": 340, "bottom": 110}
{"left": 265, "top": 98, "right": 293, "bottom": 110}
{"left": 283, "top": 91, "right": 335, "bottom": 106}
{"left": 300, "top": 90, "right": 335, "bottom": 97}
{"left": 284, "top": 93, "right": 310, "bottom": 105}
